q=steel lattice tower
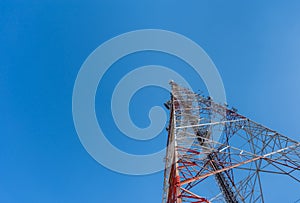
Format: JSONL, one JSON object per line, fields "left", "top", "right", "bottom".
{"left": 162, "top": 82, "right": 300, "bottom": 203}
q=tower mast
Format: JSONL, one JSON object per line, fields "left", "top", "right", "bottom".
{"left": 162, "top": 82, "right": 300, "bottom": 203}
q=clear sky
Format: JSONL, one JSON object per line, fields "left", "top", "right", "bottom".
{"left": 1, "top": 0, "right": 300, "bottom": 202}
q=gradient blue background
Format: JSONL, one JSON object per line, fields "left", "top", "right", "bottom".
{"left": 1, "top": 1, "right": 300, "bottom": 202}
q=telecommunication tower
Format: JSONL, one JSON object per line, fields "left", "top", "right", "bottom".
{"left": 162, "top": 82, "right": 300, "bottom": 203}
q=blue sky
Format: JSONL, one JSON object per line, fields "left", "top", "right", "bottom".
{"left": 1, "top": 1, "right": 300, "bottom": 202}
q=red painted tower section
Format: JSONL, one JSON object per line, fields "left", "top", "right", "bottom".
{"left": 162, "top": 82, "right": 300, "bottom": 203}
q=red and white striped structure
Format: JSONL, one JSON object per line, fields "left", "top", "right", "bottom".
{"left": 162, "top": 82, "right": 300, "bottom": 203}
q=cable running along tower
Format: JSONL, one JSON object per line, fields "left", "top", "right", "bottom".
{"left": 162, "top": 82, "right": 300, "bottom": 203}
